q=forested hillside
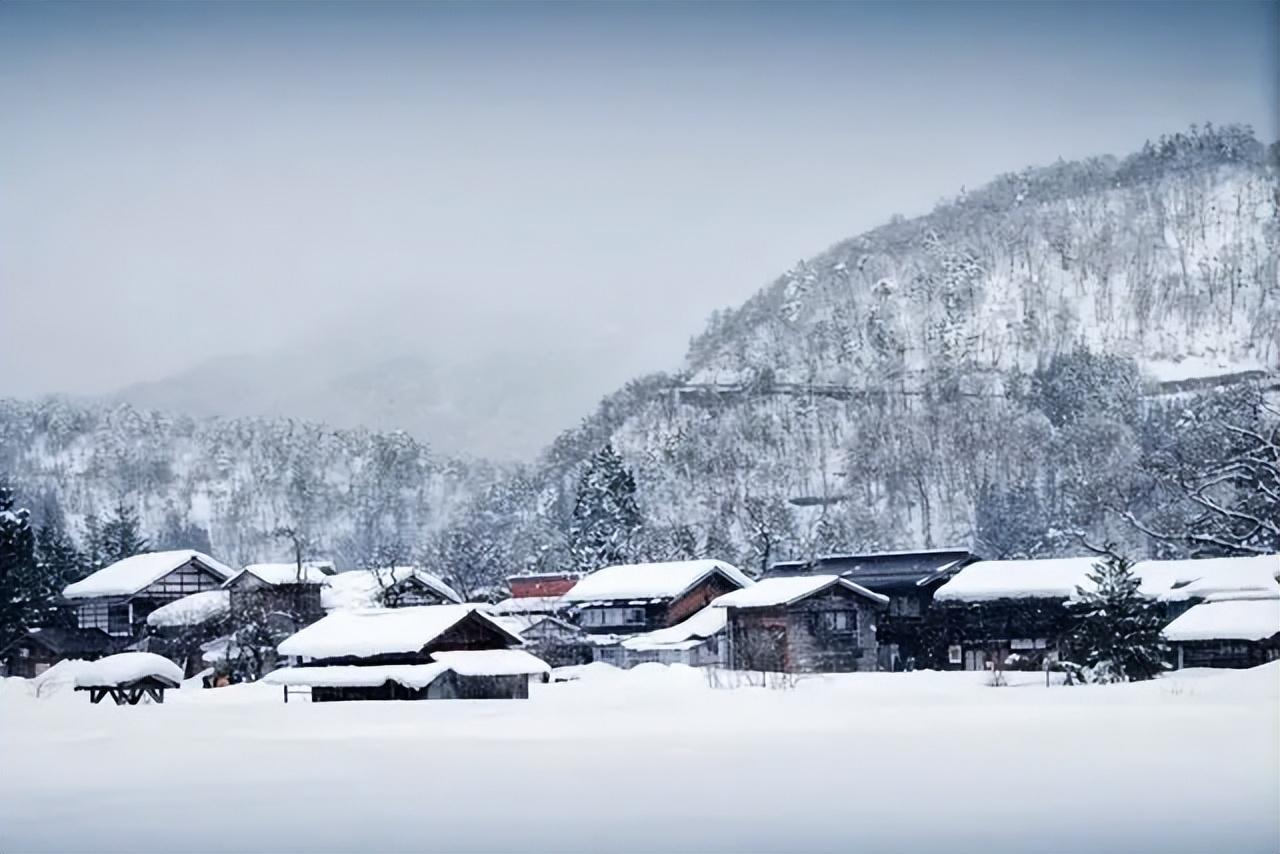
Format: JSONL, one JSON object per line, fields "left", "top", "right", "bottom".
{"left": 532, "top": 125, "right": 1280, "bottom": 572}
{"left": 0, "top": 399, "right": 500, "bottom": 571}
{"left": 1, "top": 125, "right": 1276, "bottom": 592}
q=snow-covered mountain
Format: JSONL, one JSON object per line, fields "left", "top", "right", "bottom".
{"left": 1, "top": 126, "right": 1276, "bottom": 576}
{"left": 532, "top": 126, "right": 1280, "bottom": 569}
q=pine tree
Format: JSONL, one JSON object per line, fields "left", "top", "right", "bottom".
{"left": 0, "top": 478, "right": 40, "bottom": 650}
{"left": 34, "top": 499, "right": 90, "bottom": 626}
{"left": 568, "top": 444, "right": 642, "bottom": 572}
{"left": 85, "top": 503, "right": 150, "bottom": 569}
{"left": 1067, "top": 549, "right": 1167, "bottom": 683}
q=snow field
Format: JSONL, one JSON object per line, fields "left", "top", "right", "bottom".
{"left": 1, "top": 663, "right": 1276, "bottom": 853}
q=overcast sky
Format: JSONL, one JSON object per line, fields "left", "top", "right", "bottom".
{"left": 1, "top": 0, "right": 1276, "bottom": 400}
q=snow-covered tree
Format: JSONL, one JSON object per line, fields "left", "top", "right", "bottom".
{"left": 568, "top": 444, "right": 642, "bottom": 572}
{"left": 0, "top": 479, "right": 41, "bottom": 649}
{"left": 85, "top": 503, "right": 150, "bottom": 569}
{"left": 1067, "top": 549, "right": 1167, "bottom": 683}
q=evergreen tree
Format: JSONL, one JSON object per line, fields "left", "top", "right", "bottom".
{"left": 568, "top": 444, "right": 642, "bottom": 572}
{"left": 154, "top": 507, "right": 213, "bottom": 554}
{"left": 0, "top": 478, "right": 40, "bottom": 649}
{"left": 34, "top": 498, "right": 89, "bottom": 625}
{"left": 85, "top": 503, "right": 150, "bottom": 568}
{"left": 1067, "top": 549, "right": 1167, "bottom": 683}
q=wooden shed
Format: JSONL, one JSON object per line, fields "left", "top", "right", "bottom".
{"left": 716, "top": 575, "right": 888, "bottom": 673}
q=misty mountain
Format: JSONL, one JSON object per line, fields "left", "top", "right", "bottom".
{"left": 2, "top": 126, "right": 1277, "bottom": 581}
{"left": 110, "top": 338, "right": 657, "bottom": 461}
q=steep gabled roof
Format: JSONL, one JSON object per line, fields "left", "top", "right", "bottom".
{"left": 563, "top": 560, "right": 751, "bottom": 604}
{"left": 63, "top": 551, "right": 235, "bottom": 599}
{"left": 714, "top": 574, "right": 889, "bottom": 608}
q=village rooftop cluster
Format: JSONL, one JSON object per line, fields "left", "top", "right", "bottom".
{"left": 2, "top": 545, "right": 1277, "bottom": 702}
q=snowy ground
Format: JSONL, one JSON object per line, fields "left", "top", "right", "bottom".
{"left": 2, "top": 663, "right": 1277, "bottom": 854}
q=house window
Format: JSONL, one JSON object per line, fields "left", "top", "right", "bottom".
{"left": 108, "top": 604, "right": 131, "bottom": 636}
{"left": 948, "top": 644, "right": 963, "bottom": 665}
{"left": 819, "top": 610, "right": 856, "bottom": 633}
{"left": 582, "top": 607, "right": 647, "bottom": 627}
{"left": 17, "top": 647, "right": 29, "bottom": 658}
{"left": 78, "top": 601, "right": 110, "bottom": 632}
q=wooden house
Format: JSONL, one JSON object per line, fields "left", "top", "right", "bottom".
{"left": 223, "top": 562, "right": 336, "bottom": 629}
{"left": 61, "top": 550, "right": 236, "bottom": 643}
{"left": 764, "top": 549, "right": 974, "bottom": 670}
{"left": 0, "top": 627, "right": 118, "bottom": 678}
{"left": 562, "top": 559, "right": 751, "bottom": 636}
{"left": 933, "top": 553, "right": 1280, "bottom": 671}
{"left": 715, "top": 575, "right": 888, "bottom": 673}
{"left": 266, "top": 605, "right": 549, "bottom": 701}
{"left": 1162, "top": 599, "right": 1280, "bottom": 668}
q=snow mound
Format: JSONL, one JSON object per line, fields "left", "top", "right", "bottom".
{"left": 74, "top": 653, "right": 184, "bottom": 687}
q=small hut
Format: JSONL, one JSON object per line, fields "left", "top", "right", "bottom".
{"left": 266, "top": 605, "right": 549, "bottom": 701}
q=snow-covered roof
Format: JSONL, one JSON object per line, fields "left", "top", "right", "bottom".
{"left": 713, "top": 574, "right": 889, "bottom": 608}
{"left": 146, "top": 590, "right": 231, "bottom": 628}
{"left": 277, "top": 605, "right": 519, "bottom": 660}
{"left": 934, "top": 558, "right": 1101, "bottom": 602}
{"left": 488, "top": 596, "right": 565, "bottom": 615}
{"left": 430, "top": 649, "right": 550, "bottom": 676}
{"left": 73, "top": 652, "right": 184, "bottom": 687}
{"left": 264, "top": 663, "right": 449, "bottom": 689}
{"left": 493, "top": 614, "right": 580, "bottom": 635}
{"left": 562, "top": 560, "right": 751, "bottom": 604}
{"left": 935, "top": 555, "right": 1280, "bottom": 603}
{"left": 1132, "top": 555, "right": 1280, "bottom": 602}
{"left": 63, "top": 550, "right": 235, "bottom": 599}
{"left": 621, "top": 606, "right": 726, "bottom": 651}
{"left": 263, "top": 649, "right": 549, "bottom": 687}
{"left": 320, "top": 568, "right": 463, "bottom": 611}
{"left": 1161, "top": 600, "right": 1280, "bottom": 642}
{"left": 227, "top": 562, "right": 335, "bottom": 587}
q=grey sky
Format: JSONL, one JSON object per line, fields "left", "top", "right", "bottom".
{"left": 1, "top": 1, "right": 1276, "bottom": 404}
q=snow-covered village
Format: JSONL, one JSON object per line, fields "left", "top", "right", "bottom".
{"left": 2, "top": 2, "right": 1279, "bottom": 853}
